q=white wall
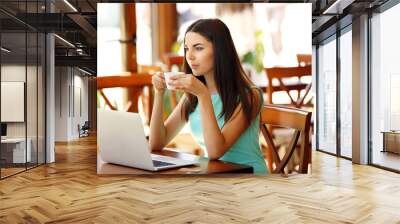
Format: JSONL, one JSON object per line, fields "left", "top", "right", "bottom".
{"left": 55, "top": 66, "right": 69, "bottom": 141}
{"left": 1, "top": 65, "right": 31, "bottom": 138}
{"left": 71, "top": 73, "right": 89, "bottom": 138}
{"left": 55, "top": 67, "right": 89, "bottom": 141}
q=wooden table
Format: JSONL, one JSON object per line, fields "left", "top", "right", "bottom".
{"left": 97, "top": 148, "right": 253, "bottom": 175}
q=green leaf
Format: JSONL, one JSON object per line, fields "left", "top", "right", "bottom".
{"left": 171, "top": 41, "right": 182, "bottom": 54}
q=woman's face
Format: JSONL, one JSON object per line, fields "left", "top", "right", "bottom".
{"left": 184, "top": 32, "right": 214, "bottom": 77}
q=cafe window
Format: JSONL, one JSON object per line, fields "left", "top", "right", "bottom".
{"left": 339, "top": 27, "right": 352, "bottom": 158}
{"left": 317, "top": 35, "right": 337, "bottom": 155}
{"left": 370, "top": 2, "right": 400, "bottom": 171}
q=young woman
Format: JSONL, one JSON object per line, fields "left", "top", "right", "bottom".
{"left": 149, "top": 19, "right": 268, "bottom": 174}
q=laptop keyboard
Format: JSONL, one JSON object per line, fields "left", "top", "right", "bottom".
{"left": 152, "top": 160, "right": 175, "bottom": 167}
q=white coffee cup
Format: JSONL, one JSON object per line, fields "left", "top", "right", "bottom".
{"left": 164, "top": 71, "right": 184, "bottom": 90}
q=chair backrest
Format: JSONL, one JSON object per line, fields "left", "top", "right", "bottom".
{"left": 96, "top": 73, "right": 153, "bottom": 113}
{"left": 163, "top": 54, "right": 184, "bottom": 71}
{"left": 296, "top": 54, "right": 312, "bottom": 67}
{"left": 264, "top": 65, "right": 312, "bottom": 108}
{"left": 265, "top": 65, "right": 311, "bottom": 79}
{"left": 260, "top": 104, "right": 312, "bottom": 174}
{"left": 97, "top": 73, "right": 153, "bottom": 89}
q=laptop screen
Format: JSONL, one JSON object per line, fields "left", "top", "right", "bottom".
{"left": 1, "top": 123, "right": 7, "bottom": 137}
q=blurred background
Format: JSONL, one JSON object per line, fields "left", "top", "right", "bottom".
{"left": 97, "top": 3, "right": 312, "bottom": 117}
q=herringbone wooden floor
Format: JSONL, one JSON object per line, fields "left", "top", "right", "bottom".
{"left": 1, "top": 135, "right": 400, "bottom": 223}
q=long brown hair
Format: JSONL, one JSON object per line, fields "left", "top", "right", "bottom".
{"left": 182, "top": 18, "right": 261, "bottom": 125}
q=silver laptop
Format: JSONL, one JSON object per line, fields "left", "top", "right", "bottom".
{"left": 98, "top": 109, "right": 199, "bottom": 171}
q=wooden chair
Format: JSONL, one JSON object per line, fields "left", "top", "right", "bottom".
{"left": 97, "top": 73, "right": 153, "bottom": 123}
{"left": 163, "top": 53, "right": 184, "bottom": 108}
{"left": 260, "top": 104, "right": 312, "bottom": 174}
{"left": 264, "top": 65, "right": 312, "bottom": 109}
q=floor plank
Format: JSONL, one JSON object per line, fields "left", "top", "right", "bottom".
{"left": 1, "top": 135, "right": 400, "bottom": 223}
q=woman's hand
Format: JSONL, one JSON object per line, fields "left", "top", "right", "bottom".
{"left": 168, "top": 74, "right": 209, "bottom": 98}
{"left": 152, "top": 72, "right": 167, "bottom": 94}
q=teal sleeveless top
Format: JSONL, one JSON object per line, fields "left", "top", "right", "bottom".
{"left": 188, "top": 89, "right": 269, "bottom": 174}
